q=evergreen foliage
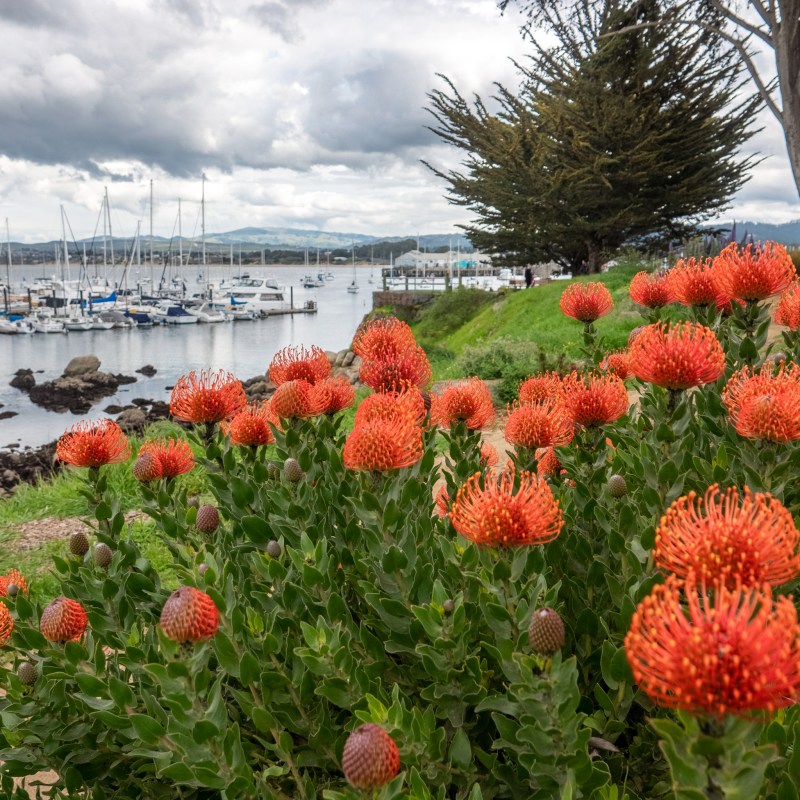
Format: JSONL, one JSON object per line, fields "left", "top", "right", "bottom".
{"left": 426, "top": 0, "right": 760, "bottom": 273}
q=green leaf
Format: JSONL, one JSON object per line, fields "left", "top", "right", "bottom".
{"left": 449, "top": 728, "right": 472, "bottom": 768}
{"left": 213, "top": 632, "right": 241, "bottom": 679}
{"left": 239, "top": 651, "right": 260, "bottom": 687}
{"left": 130, "top": 713, "right": 165, "bottom": 744}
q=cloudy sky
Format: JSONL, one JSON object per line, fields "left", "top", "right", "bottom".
{"left": 0, "top": 0, "right": 796, "bottom": 244}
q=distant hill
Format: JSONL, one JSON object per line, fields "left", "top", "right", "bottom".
{"left": 13, "top": 227, "right": 473, "bottom": 253}
{"left": 712, "top": 219, "right": 800, "bottom": 246}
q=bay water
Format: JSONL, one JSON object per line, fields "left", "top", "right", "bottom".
{"left": 0, "top": 265, "right": 376, "bottom": 449}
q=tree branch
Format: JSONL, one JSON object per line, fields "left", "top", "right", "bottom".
{"left": 706, "top": 0, "right": 774, "bottom": 46}
{"left": 598, "top": 18, "right": 783, "bottom": 125}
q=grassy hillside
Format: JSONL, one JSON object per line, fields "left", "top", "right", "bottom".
{"left": 412, "top": 264, "right": 645, "bottom": 391}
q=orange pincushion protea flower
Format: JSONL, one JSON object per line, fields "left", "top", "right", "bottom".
{"left": 629, "top": 271, "right": 672, "bottom": 309}
{"left": 628, "top": 322, "right": 725, "bottom": 389}
{"left": 480, "top": 442, "right": 499, "bottom": 467}
{"left": 359, "top": 346, "right": 432, "bottom": 393}
{"left": 449, "top": 466, "right": 563, "bottom": 548}
{"left": 270, "top": 379, "right": 326, "bottom": 419}
{"left": 354, "top": 390, "right": 426, "bottom": 427}
{"left": 559, "top": 282, "right": 613, "bottom": 322}
{"left": 505, "top": 400, "right": 574, "bottom": 450}
{"left": 723, "top": 362, "right": 800, "bottom": 442}
{"left": 0, "top": 603, "right": 13, "bottom": 646}
{"left": 654, "top": 486, "right": 800, "bottom": 589}
{"left": 561, "top": 371, "right": 628, "bottom": 427}
{"left": 352, "top": 317, "right": 417, "bottom": 359}
{"left": 714, "top": 241, "right": 796, "bottom": 301}
{"left": 312, "top": 376, "right": 357, "bottom": 415}
{"left": 535, "top": 447, "right": 563, "bottom": 478}
{"left": 430, "top": 378, "right": 495, "bottom": 429}
{"left": 434, "top": 484, "right": 451, "bottom": 518}
{"left": 56, "top": 419, "right": 131, "bottom": 468}
{"left": 775, "top": 282, "right": 800, "bottom": 330}
{"left": 0, "top": 569, "right": 29, "bottom": 597}
{"left": 343, "top": 417, "right": 423, "bottom": 471}
{"left": 625, "top": 576, "right": 800, "bottom": 716}
{"left": 518, "top": 372, "right": 564, "bottom": 404}
{"left": 268, "top": 345, "right": 331, "bottom": 386}
{"left": 170, "top": 369, "right": 247, "bottom": 424}
{"left": 600, "top": 351, "right": 631, "bottom": 380}
{"left": 137, "top": 438, "right": 195, "bottom": 477}
{"left": 666, "top": 257, "right": 721, "bottom": 307}
{"left": 221, "top": 402, "right": 279, "bottom": 446}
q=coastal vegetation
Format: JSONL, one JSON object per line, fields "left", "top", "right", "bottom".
{"left": 1, "top": 242, "right": 799, "bottom": 798}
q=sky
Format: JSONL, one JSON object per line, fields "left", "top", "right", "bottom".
{"left": 0, "top": 0, "right": 797, "bottom": 245}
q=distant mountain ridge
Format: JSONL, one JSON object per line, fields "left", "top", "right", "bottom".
{"left": 12, "top": 227, "right": 473, "bottom": 253}
{"left": 712, "top": 219, "right": 800, "bottom": 246}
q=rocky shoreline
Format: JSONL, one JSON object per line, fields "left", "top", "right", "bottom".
{"left": 0, "top": 349, "right": 362, "bottom": 495}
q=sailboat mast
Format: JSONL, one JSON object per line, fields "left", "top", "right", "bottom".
{"left": 60, "top": 206, "right": 69, "bottom": 316}
{"left": 178, "top": 198, "right": 183, "bottom": 270}
{"left": 105, "top": 188, "right": 113, "bottom": 277}
{"left": 201, "top": 173, "right": 206, "bottom": 272}
{"left": 149, "top": 179, "right": 154, "bottom": 292}
{"left": 5, "top": 218, "right": 11, "bottom": 292}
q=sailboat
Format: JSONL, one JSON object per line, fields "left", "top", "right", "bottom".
{"left": 347, "top": 245, "right": 359, "bottom": 293}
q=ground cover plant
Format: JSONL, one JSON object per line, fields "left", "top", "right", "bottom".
{"left": 0, "top": 241, "right": 799, "bottom": 799}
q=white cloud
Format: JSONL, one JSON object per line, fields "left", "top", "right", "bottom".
{"left": 0, "top": 0, "right": 796, "bottom": 243}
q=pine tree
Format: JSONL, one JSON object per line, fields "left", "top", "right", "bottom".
{"left": 425, "top": 0, "right": 760, "bottom": 273}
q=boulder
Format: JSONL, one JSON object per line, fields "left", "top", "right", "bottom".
{"left": 10, "top": 369, "right": 35, "bottom": 392}
{"left": 63, "top": 355, "right": 101, "bottom": 377}
{"left": 116, "top": 408, "right": 148, "bottom": 432}
{"left": 342, "top": 351, "right": 355, "bottom": 367}
{"left": 136, "top": 365, "right": 157, "bottom": 377}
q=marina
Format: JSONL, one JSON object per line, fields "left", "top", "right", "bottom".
{"left": 0, "top": 264, "right": 373, "bottom": 449}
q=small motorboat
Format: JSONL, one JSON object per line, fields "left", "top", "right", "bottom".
{"left": 0, "top": 318, "right": 18, "bottom": 335}
{"left": 64, "top": 315, "right": 95, "bottom": 332}
{"left": 186, "top": 302, "right": 227, "bottom": 323}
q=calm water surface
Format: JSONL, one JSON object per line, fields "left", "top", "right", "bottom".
{"left": 0, "top": 265, "right": 376, "bottom": 449}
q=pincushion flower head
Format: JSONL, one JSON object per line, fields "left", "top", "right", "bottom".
{"left": 270, "top": 379, "right": 325, "bottom": 419}
{"left": 136, "top": 437, "right": 195, "bottom": 478}
{"left": 714, "top": 241, "right": 796, "bottom": 301}
{"left": 449, "top": 466, "right": 563, "bottom": 548}
{"left": 504, "top": 399, "right": 574, "bottom": 450}
{"left": 311, "top": 375, "right": 357, "bottom": 415}
{"left": 654, "top": 485, "right": 800, "bottom": 589}
{"left": 359, "top": 345, "right": 432, "bottom": 393}
{"left": 600, "top": 351, "right": 631, "bottom": 380}
{"left": 220, "top": 402, "right": 279, "bottom": 446}
{"left": 518, "top": 371, "right": 564, "bottom": 404}
{"left": 535, "top": 447, "right": 563, "bottom": 478}
{"left": 559, "top": 282, "right": 613, "bottom": 323}
{"left": 722, "top": 361, "right": 800, "bottom": 443}
{"left": 774, "top": 281, "right": 800, "bottom": 330}
{"left": 343, "top": 416, "right": 423, "bottom": 471}
{"left": 268, "top": 344, "right": 331, "bottom": 386}
{"left": 354, "top": 389, "right": 427, "bottom": 428}
{"left": 561, "top": 371, "right": 628, "bottom": 427}
{"left": 170, "top": 369, "right": 247, "bottom": 424}
{"left": 430, "top": 378, "right": 495, "bottom": 429}
{"left": 625, "top": 576, "right": 800, "bottom": 716}
{"left": 666, "top": 257, "right": 723, "bottom": 308}
{"left": 57, "top": 419, "right": 131, "bottom": 468}
{"left": 0, "top": 603, "right": 13, "bottom": 647}
{"left": 352, "top": 316, "right": 416, "bottom": 359}
{"left": 480, "top": 442, "right": 499, "bottom": 467}
{"left": 40, "top": 597, "right": 88, "bottom": 642}
{"left": 0, "top": 568, "right": 28, "bottom": 597}
{"left": 628, "top": 322, "right": 725, "bottom": 390}
{"left": 629, "top": 270, "right": 672, "bottom": 309}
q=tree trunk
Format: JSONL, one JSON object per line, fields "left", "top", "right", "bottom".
{"left": 776, "top": 0, "right": 800, "bottom": 199}
{"left": 584, "top": 242, "right": 603, "bottom": 274}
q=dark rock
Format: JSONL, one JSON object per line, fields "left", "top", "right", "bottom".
{"left": 104, "top": 404, "right": 130, "bottom": 414}
{"left": 131, "top": 398, "right": 152, "bottom": 407}
{"left": 136, "top": 365, "right": 157, "bottom": 376}
{"left": 10, "top": 369, "right": 35, "bottom": 391}
{"left": 63, "top": 355, "right": 101, "bottom": 377}
{"left": 114, "top": 374, "right": 138, "bottom": 385}
{"left": 0, "top": 411, "right": 18, "bottom": 421}
{"left": 28, "top": 368, "right": 138, "bottom": 414}
{"left": 0, "top": 441, "right": 59, "bottom": 492}
{"left": 116, "top": 408, "right": 148, "bottom": 432}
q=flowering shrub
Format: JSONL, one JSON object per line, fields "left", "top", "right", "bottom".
{"left": 1, "top": 246, "right": 799, "bottom": 799}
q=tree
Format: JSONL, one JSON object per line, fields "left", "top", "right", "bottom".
{"left": 502, "top": 0, "right": 800, "bottom": 199}
{"left": 426, "top": 0, "right": 760, "bottom": 273}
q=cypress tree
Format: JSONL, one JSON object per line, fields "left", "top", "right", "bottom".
{"left": 425, "top": 0, "right": 761, "bottom": 273}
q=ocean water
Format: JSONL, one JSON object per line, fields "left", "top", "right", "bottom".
{"left": 0, "top": 265, "right": 377, "bottom": 449}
